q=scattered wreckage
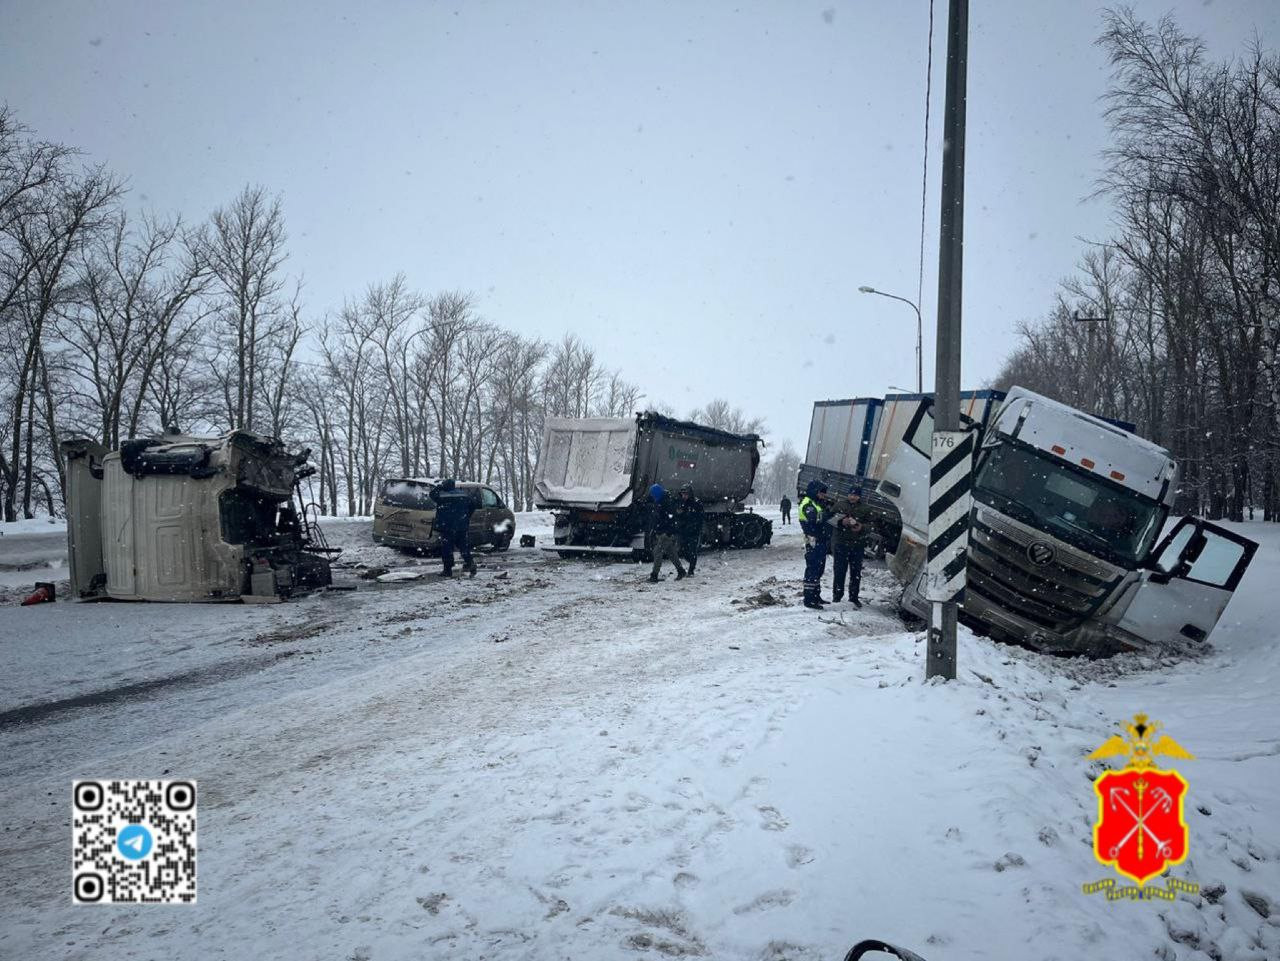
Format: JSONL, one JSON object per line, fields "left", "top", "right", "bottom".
{"left": 61, "top": 430, "right": 337, "bottom": 603}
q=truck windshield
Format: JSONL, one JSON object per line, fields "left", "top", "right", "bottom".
{"left": 380, "top": 480, "right": 436, "bottom": 510}
{"left": 973, "top": 442, "right": 1163, "bottom": 565}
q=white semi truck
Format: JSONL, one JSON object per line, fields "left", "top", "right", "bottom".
{"left": 802, "top": 387, "right": 1259, "bottom": 655}
{"left": 889, "top": 387, "right": 1259, "bottom": 655}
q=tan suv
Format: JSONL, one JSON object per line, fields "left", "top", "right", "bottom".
{"left": 372, "top": 478, "right": 516, "bottom": 553}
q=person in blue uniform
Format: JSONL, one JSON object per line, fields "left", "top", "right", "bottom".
{"left": 798, "top": 479, "right": 833, "bottom": 609}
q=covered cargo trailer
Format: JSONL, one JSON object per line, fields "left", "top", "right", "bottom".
{"left": 796, "top": 392, "right": 1004, "bottom": 556}
{"left": 534, "top": 412, "right": 772, "bottom": 557}
{"left": 796, "top": 397, "right": 883, "bottom": 500}
{"left": 61, "top": 431, "right": 336, "bottom": 602}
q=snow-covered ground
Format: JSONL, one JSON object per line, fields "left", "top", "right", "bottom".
{"left": 1, "top": 511, "right": 1277, "bottom": 960}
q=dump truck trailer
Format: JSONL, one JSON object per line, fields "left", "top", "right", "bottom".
{"left": 61, "top": 431, "right": 335, "bottom": 602}
{"left": 534, "top": 412, "right": 772, "bottom": 557}
{"left": 887, "top": 387, "right": 1258, "bottom": 655}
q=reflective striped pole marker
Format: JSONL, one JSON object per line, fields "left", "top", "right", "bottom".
{"left": 926, "top": 429, "right": 974, "bottom": 603}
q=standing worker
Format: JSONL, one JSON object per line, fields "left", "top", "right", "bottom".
{"left": 780, "top": 493, "right": 792, "bottom": 525}
{"left": 674, "top": 483, "right": 705, "bottom": 576}
{"left": 430, "top": 479, "right": 478, "bottom": 578}
{"left": 647, "top": 484, "right": 686, "bottom": 582}
{"left": 798, "top": 479, "right": 833, "bottom": 609}
{"left": 831, "top": 489, "right": 873, "bottom": 608}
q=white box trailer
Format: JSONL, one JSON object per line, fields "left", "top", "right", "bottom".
{"left": 798, "top": 391, "right": 1004, "bottom": 554}
{"left": 796, "top": 397, "right": 883, "bottom": 499}
{"left": 534, "top": 412, "right": 771, "bottom": 556}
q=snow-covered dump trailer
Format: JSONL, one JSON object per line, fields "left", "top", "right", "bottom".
{"left": 534, "top": 412, "right": 772, "bottom": 557}
{"left": 60, "top": 431, "right": 335, "bottom": 602}
{"left": 890, "top": 387, "right": 1258, "bottom": 655}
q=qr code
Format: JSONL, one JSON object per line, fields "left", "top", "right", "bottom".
{"left": 72, "top": 780, "right": 197, "bottom": 904}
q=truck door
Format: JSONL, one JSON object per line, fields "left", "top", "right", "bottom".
{"left": 62, "top": 439, "right": 108, "bottom": 597}
{"left": 1116, "top": 518, "right": 1258, "bottom": 645}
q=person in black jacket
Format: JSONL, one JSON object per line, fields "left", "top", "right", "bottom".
{"left": 430, "top": 478, "right": 477, "bottom": 577}
{"left": 647, "top": 483, "right": 685, "bottom": 582}
{"left": 780, "top": 494, "right": 792, "bottom": 525}
{"left": 674, "top": 483, "right": 705, "bottom": 576}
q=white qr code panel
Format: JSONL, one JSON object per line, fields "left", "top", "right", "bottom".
{"left": 72, "top": 779, "right": 197, "bottom": 904}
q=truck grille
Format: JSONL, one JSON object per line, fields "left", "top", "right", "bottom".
{"left": 966, "top": 507, "right": 1121, "bottom": 632}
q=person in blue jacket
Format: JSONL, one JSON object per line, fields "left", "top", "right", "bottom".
{"left": 430, "top": 478, "right": 477, "bottom": 577}
{"left": 647, "top": 483, "right": 686, "bottom": 582}
{"left": 798, "top": 479, "right": 834, "bottom": 609}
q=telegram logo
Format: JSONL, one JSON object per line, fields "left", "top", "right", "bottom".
{"left": 117, "top": 823, "right": 153, "bottom": 860}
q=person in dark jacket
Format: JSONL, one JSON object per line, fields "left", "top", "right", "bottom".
{"left": 780, "top": 494, "right": 792, "bottom": 525}
{"left": 647, "top": 483, "right": 686, "bottom": 582}
{"left": 831, "top": 489, "right": 873, "bottom": 607}
{"left": 798, "top": 479, "right": 833, "bottom": 608}
{"left": 674, "top": 484, "right": 705, "bottom": 575}
{"left": 430, "top": 478, "right": 477, "bottom": 577}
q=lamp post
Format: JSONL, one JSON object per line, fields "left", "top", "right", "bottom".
{"left": 858, "top": 285, "right": 923, "bottom": 393}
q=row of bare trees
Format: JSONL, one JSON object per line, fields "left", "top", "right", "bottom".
{"left": 995, "top": 10, "right": 1280, "bottom": 521}
{"left": 302, "top": 288, "right": 642, "bottom": 516}
{"left": 0, "top": 106, "right": 650, "bottom": 520}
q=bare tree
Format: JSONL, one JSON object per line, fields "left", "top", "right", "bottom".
{"left": 202, "top": 185, "right": 291, "bottom": 432}
{"left": 0, "top": 129, "right": 120, "bottom": 519}
{"left": 688, "top": 397, "right": 767, "bottom": 436}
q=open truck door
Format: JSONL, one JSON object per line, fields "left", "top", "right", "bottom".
{"left": 61, "top": 438, "right": 108, "bottom": 598}
{"left": 1116, "top": 518, "right": 1258, "bottom": 646}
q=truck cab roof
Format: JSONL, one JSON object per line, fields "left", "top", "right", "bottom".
{"left": 995, "top": 387, "right": 1177, "bottom": 506}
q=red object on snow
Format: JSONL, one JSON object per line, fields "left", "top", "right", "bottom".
{"left": 20, "top": 581, "right": 56, "bottom": 606}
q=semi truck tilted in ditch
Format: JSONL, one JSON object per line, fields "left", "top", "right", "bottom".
{"left": 802, "top": 388, "right": 1258, "bottom": 655}
{"left": 534, "top": 412, "right": 772, "bottom": 558}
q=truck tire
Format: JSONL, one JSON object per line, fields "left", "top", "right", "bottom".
{"left": 730, "top": 513, "right": 769, "bottom": 549}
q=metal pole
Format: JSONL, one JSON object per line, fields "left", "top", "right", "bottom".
{"left": 927, "top": 0, "right": 968, "bottom": 681}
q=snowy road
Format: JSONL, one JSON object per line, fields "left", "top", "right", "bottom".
{"left": 1, "top": 511, "right": 1277, "bottom": 960}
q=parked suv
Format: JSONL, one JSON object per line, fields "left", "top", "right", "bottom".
{"left": 372, "top": 478, "right": 515, "bottom": 553}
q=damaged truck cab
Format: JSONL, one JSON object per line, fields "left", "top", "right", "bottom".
{"left": 895, "top": 388, "right": 1258, "bottom": 655}
{"left": 61, "top": 431, "right": 334, "bottom": 602}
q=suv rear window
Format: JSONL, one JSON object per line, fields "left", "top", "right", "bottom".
{"left": 380, "top": 480, "right": 435, "bottom": 510}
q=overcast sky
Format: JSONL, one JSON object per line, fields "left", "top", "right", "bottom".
{"left": 3, "top": 0, "right": 1274, "bottom": 452}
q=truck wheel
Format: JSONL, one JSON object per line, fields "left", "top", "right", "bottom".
{"left": 730, "top": 514, "right": 767, "bottom": 549}
{"left": 492, "top": 535, "right": 511, "bottom": 552}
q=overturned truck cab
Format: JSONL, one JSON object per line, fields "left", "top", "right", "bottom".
{"left": 61, "top": 431, "right": 335, "bottom": 602}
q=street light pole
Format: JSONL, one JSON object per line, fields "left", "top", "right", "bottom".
{"left": 926, "top": 0, "right": 969, "bottom": 682}
{"left": 858, "top": 285, "right": 923, "bottom": 393}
